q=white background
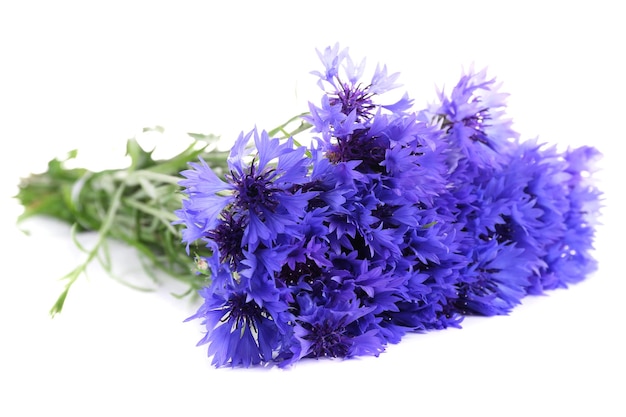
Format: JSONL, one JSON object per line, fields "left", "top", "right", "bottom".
{"left": 1, "top": 1, "right": 624, "bottom": 416}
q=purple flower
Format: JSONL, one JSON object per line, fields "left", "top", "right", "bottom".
{"left": 175, "top": 46, "right": 603, "bottom": 368}
{"left": 292, "top": 292, "right": 384, "bottom": 360}
{"left": 455, "top": 240, "right": 531, "bottom": 316}
{"left": 422, "top": 65, "right": 519, "bottom": 172}
{"left": 176, "top": 128, "right": 315, "bottom": 270}
{"left": 186, "top": 280, "right": 293, "bottom": 368}
{"left": 306, "top": 43, "right": 413, "bottom": 144}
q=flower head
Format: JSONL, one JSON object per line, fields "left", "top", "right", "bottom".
{"left": 292, "top": 292, "right": 384, "bottom": 360}
{"left": 187, "top": 281, "right": 294, "bottom": 368}
{"left": 306, "top": 44, "right": 413, "bottom": 148}
{"left": 423, "top": 66, "right": 519, "bottom": 172}
{"left": 176, "top": 128, "right": 315, "bottom": 273}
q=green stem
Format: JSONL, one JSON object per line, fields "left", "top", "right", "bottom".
{"left": 121, "top": 170, "right": 182, "bottom": 186}
{"left": 268, "top": 112, "right": 311, "bottom": 138}
{"left": 50, "top": 181, "right": 127, "bottom": 317}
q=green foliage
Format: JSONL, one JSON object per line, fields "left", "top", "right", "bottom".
{"left": 16, "top": 130, "right": 225, "bottom": 316}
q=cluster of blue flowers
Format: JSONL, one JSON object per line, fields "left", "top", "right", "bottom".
{"left": 175, "top": 45, "right": 602, "bottom": 368}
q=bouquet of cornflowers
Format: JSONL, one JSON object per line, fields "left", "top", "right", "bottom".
{"left": 16, "top": 44, "right": 602, "bottom": 368}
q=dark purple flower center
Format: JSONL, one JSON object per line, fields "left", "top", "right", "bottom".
{"left": 221, "top": 293, "right": 267, "bottom": 333}
{"left": 302, "top": 318, "right": 350, "bottom": 358}
{"left": 206, "top": 212, "right": 245, "bottom": 268}
{"left": 326, "top": 128, "right": 387, "bottom": 173}
{"left": 330, "top": 80, "right": 375, "bottom": 121}
{"left": 437, "top": 102, "right": 494, "bottom": 149}
{"left": 463, "top": 108, "right": 491, "bottom": 146}
{"left": 231, "top": 163, "right": 279, "bottom": 214}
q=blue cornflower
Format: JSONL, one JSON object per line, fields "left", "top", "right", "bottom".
{"left": 455, "top": 240, "right": 531, "bottom": 316}
{"left": 306, "top": 44, "right": 413, "bottom": 156}
{"left": 310, "top": 43, "right": 411, "bottom": 121}
{"left": 186, "top": 279, "right": 294, "bottom": 368}
{"left": 176, "top": 128, "right": 314, "bottom": 270}
{"left": 422, "top": 66, "right": 519, "bottom": 172}
{"left": 292, "top": 292, "right": 384, "bottom": 360}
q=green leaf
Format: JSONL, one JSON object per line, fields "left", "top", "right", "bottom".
{"left": 187, "top": 132, "right": 220, "bottom": 143}
{"left": 126, "top": 138, "right": 155, "bottom": 171}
